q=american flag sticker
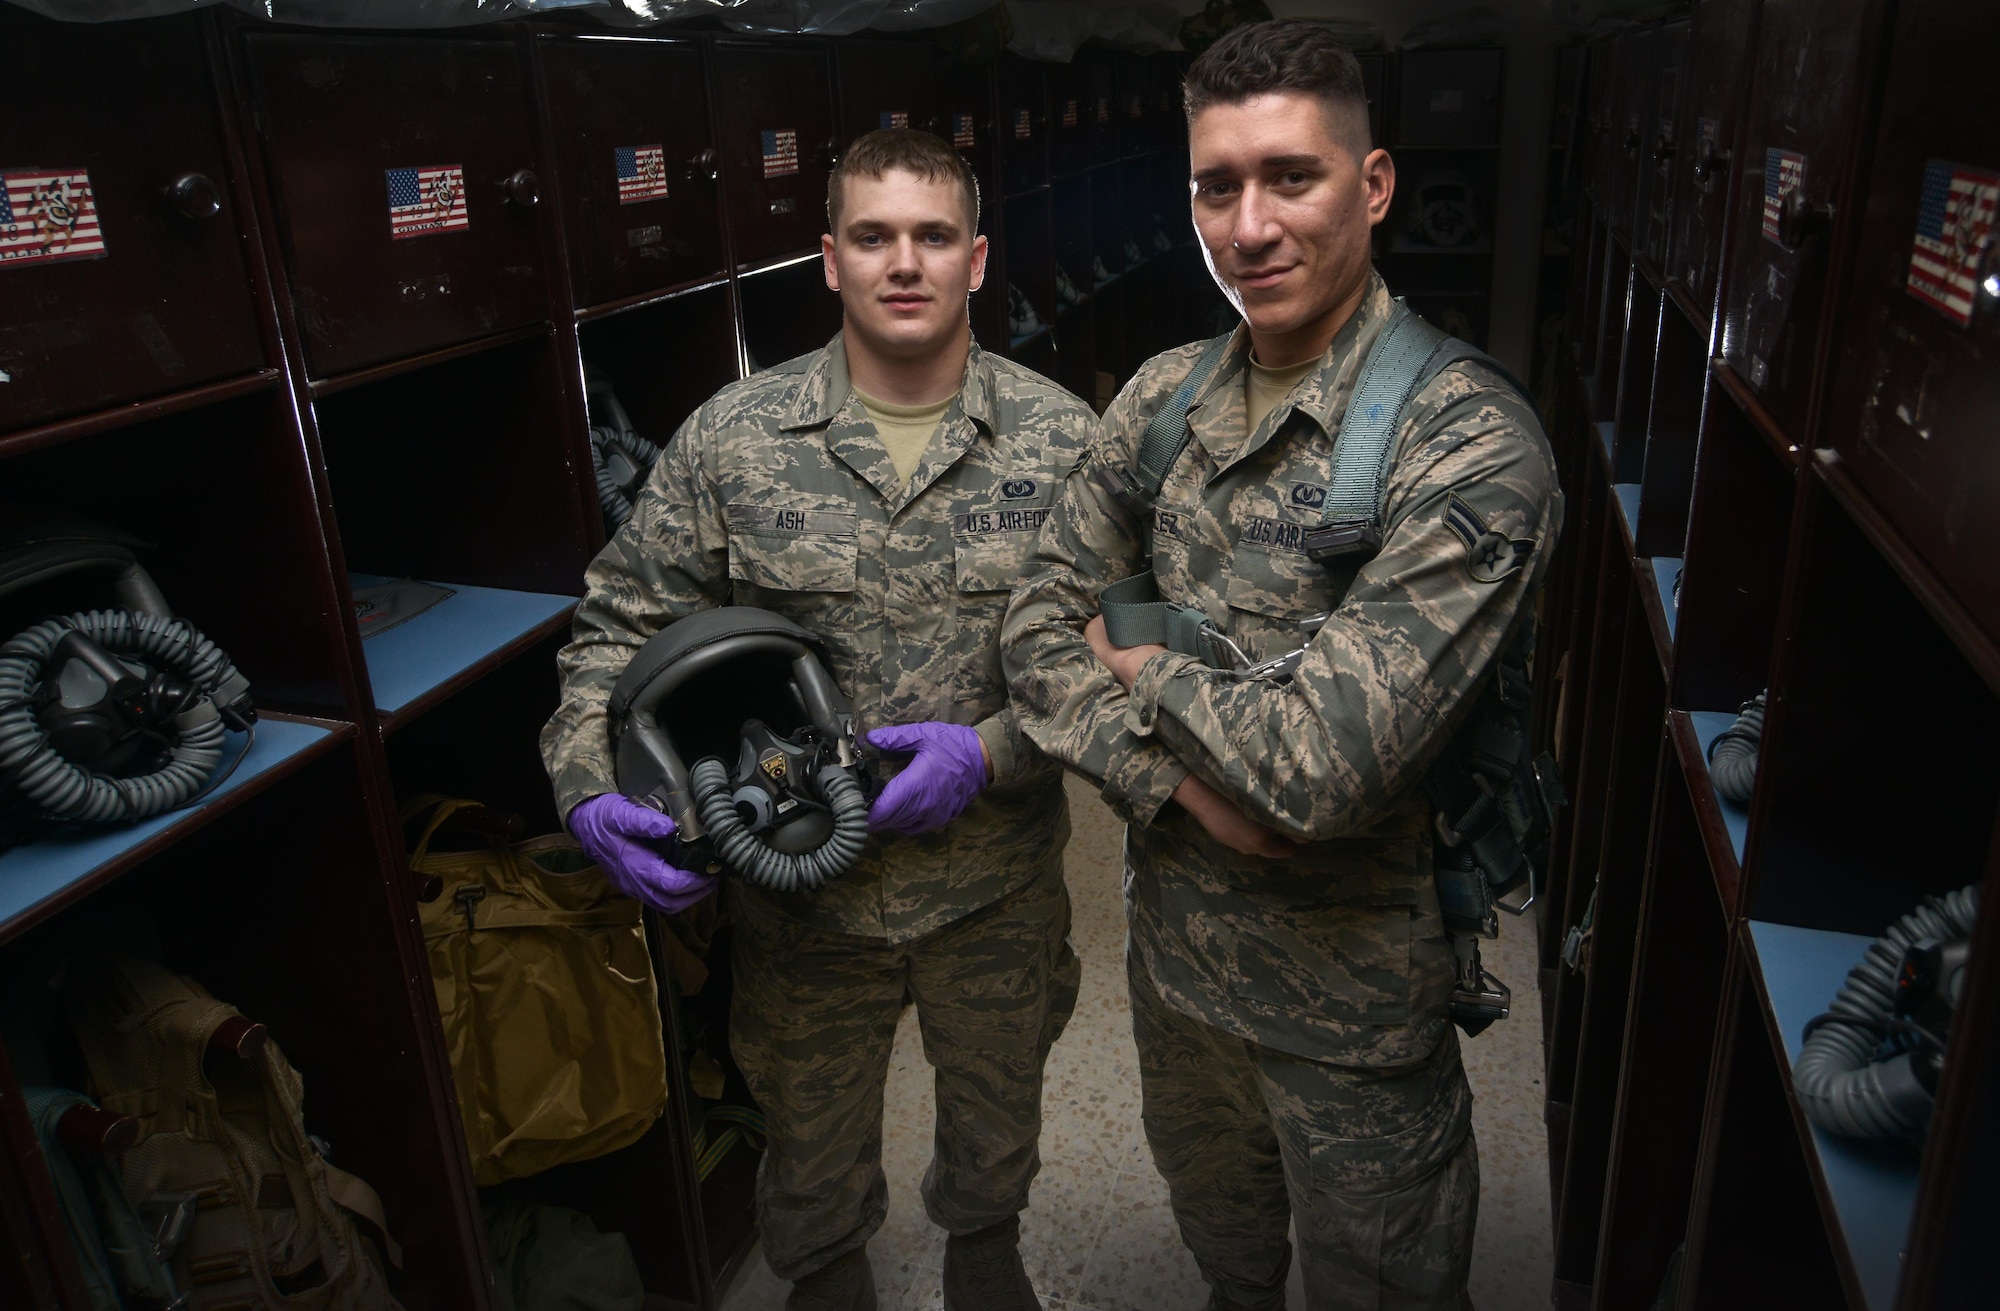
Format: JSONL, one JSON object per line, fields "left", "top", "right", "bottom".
{"left": 954, "top": 114, "right": 976, "bottom": 149}
{"left": 1062, "top": 99, "right": 1078, "bottom": 129}
{"left": 880, "top": 111, "right": 909, "bottom": 130}
{"left": 1096, "top": 96, "right": 1111, "bottom": 125}
{"left": 761, "top": 129, "right": 799, "bottom": 179}
{"left": 1014, "top": 109, "right": 1032, "bottom": 140}
{"left": 386, "top": 165, "right": 469, "bottom": 240}
{"left": 1907, "top": 158, "right": 2000, "bottom": 328}
{"left": 1761, "top": 147, "right": 1805, "bottom": 245}
{"left": 615, "top": 145, "right": 668, "bottom": 205}
{"left": 0, "top": 168, "right": 107, "bottom": 268}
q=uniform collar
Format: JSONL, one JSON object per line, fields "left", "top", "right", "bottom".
{"left": 1184, "top": 271, "right": 1397, "bottom": 471}
{"left": 781, "top": 330, "right": 996, "bottom": 511}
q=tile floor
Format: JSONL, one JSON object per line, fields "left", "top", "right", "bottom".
{"left": 719, "top": 773, "right": 1554, "bottom": 1311}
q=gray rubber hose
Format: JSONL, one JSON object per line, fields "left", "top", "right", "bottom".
{"left": 1795, "top": 883, "right": 1980, "bottom": 1141}
{"left": 691, "top": 756, "right": 869, "bottom": 893}
{"left": 0, "top": 610, "right": 247, "bottom": 824}
{"left": 1708, "top": 692, "right": 1765, "bottom": 805}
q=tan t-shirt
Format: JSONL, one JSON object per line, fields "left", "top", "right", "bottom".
{"left": 853, "top": 385, "right": 954, "bottom": 487}
{"left": 1245, "top": 353, "right": 1322, "bottom": 438}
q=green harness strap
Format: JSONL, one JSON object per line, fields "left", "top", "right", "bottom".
{"left": 1099, "top": 303, "right": 1510, "bottom": 660}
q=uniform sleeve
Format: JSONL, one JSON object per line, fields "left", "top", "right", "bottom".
{"left": 1121, "top": 366, "right": 1563, "bottom": 842}
{"left": 1000, "top": 365, "right": 1194, "bottom": 825}
{"left": 540, "top": 408, "right": 733, "bottom": 822}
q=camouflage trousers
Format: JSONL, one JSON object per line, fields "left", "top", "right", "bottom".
{"left": 1128, "top": 950, "right": 1478, "bottom": 1311}
{"left": 728, "top": 856, "right": 1081, "bottom": 1282}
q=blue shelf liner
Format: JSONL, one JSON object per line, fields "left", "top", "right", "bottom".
{"left": 0, "top": 718, "right": 334, "bottom": 929}
{"left": 1688, "top": 710, "right": 1750, "bottom": 865}
{"left": 1597, "top": 420, "right": 1616, "bottom": 463}
{"left": 1749, "top": 920, "right": 1920, "bottom": 1311}
{"left": 1614, "top": 483, "right": 1642, "bottom": 539}
{"left": 351, "top": 575, "right": 575, "bottom": 715}
{"left": 1651, "top": 556, "right": 1682, "bottom": 640}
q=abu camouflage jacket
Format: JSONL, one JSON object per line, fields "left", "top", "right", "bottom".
{"left": 1000, "top": 275, "right": 1563, "bottom": 1063}
{"left": 544, "top": 333, "right": 1093, "bottom": 942}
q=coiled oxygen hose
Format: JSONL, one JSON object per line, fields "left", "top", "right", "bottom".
{"left": 1795, "top": 883, "right": 1980, "bottom": 1142}
{"left": 1708, "top": 692, "right": 1765, "bottom": 805}
{"left": 690, "top": 756, "right": 869, "bottom": 892}
{"left": 0, "top": 610, "right": 250, "bottom": 824}
{"left": 592, "top": 425, "right": 663, "bottom": 532}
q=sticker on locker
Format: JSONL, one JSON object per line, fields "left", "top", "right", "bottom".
{"left": 0, "top": 168, "right": 107, "bottom": 268}
{"left": 616, "top": 145, "right": 669, "bottom": 205}
{"left": 1906, "top": 158, "right": 1999, "bottom": 328}
{"left": 386, "top": 165, "right": 469, "bottom": 240}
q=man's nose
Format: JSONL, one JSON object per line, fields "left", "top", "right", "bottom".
{"left": 1231, "top": 185, "right": 1282, "bottom": 255}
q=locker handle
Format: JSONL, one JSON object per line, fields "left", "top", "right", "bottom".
{"left": 1776, "top": 190, "right": 1833, "bottom": 250}
{"left": 1975, "top": 243, "right": 2000, "bottom": 317}
{"left": 682, "top": 146, "right": 719, "bottom": 182}
{"left": 1692, "top": 141, "right": 1731, "bottom": 187}
{"left": 501, "top": 168, "right": 541, "bottom": 209}
{"left": 1652, "top": 133, "right": 1676, "bottom": 164}
{"left": 164, "top": 172, "right": 222, "bottom": 222}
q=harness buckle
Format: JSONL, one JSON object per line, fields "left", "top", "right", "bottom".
{"left": 1303, "top": 519, "right": 1384, "bottom": 563}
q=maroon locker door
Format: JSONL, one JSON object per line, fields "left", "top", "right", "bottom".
{"left": 1717, "top": 0, "right": 1881, "bottom": 444}
{"left": 1826, "top": 0, "right": 2000, "bottom": 642}
{"left": 1000, "top": 56, "right": 1047, "bottom": 193}
{"left": 0, "top": 9, "right": 263, "bottom": 434}
{"left": 710, "top": 41, "right": 834, "bottom": 268}
{"left": 1605, "top": 26, "right": 1659, "bottom": 241}
{"left": 835, "top": 39, "right": 941, "bottom": 146}
{"left": 539, "top": 35, "right": 724, "bottom": 311}
{"left": 245, "top": 34, "right": 549, "bottom": 381}
{"left": 1394, "top": 49, "right": 1504, "bottom": 148}
{"left": 1049, "top": 60, "right": 1089, "bottom": 177}
{"left": 1641, "top": 20, "right": 1689, "bottom": 269}
{"left": 1667, "top": 0, "right": 1760, "bottom": 315}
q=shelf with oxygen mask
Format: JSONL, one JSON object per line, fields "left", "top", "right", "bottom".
{"left": 1752, "top": 883, "right": 1976, "bottom": 1311}
{"left": 346, "top": 369, "right": 663, "bottom": 722}
{"left": 0, "top": 509, "right": 333, "bottom": 926}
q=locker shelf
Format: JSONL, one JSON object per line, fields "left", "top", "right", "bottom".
{"left": 351, "top": 573, "right": 575, "bottom": 727}
{"left": 1613, "top": 482, "right": 1642, "bottom": 541}
{"left": 1687, "top": 710, "right": 1750, "bottom": 866}
{"left": 1651, "top": 556, "right": 1682, "bottom": 640}
{"left": 1748, "top": 919, "right": 1920, "bottom": 1311}
{"left": 0, "top": 716, "right": 345, "bottom": 941}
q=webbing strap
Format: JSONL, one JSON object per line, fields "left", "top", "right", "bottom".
{"left": 1132, "top": 333, "right": 1234, "bottom": 499}
{"left": 1321, "top": 304, "right": 1452, "bottom": 533}
{"left": 1099, "top": 571, "right": 1214, "bottom": 658}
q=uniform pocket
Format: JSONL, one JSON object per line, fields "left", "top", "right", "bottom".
{"left": 950, "top": 516, "right": 1040, "bottom": 705}
{"left": 726, "top": 501, "right": 858, "bottom": 593}
{"left": 1224, "top": 900, "right": 1413, "bottom": 1025}
{"left": 1223, "top": 542, "right": 1342, "bottom": 619}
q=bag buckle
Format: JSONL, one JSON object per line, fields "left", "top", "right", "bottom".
{"left": 1235, "top": 613, "right": 1332, "bottom": 683}
{"left": 1304, "top": 519, "right": 1383, "bottom": 563}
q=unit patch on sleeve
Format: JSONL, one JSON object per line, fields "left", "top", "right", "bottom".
{"left": 386, "top": 165, "right": 469, "bottom": 240}
{"left": 1760, "top": 148, "right": 1805, "bottom": 246}
{"left": 1443, "top": 492, "right": 1534, "bottom": 583}
{"left": 1, "top": 168, "right": 107, "bottom": 267}
{"left": 761, "top": 130, "right": 800, "bottom": 179}
{"left": 1907, "top": 158, "right": 1999, "bottom": 328}
{"left": 615, "top": 145, "right": 669, "bottom": 205}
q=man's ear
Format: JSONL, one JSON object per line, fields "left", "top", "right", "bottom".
{"left": 969, "top": 233, "right": 989, "bottom": 293}
{"left": 1363, "top": 148, "right": 1396, "bottom": 227}
{"left": 822, "top": 231, "right": 839, "bottom": 291}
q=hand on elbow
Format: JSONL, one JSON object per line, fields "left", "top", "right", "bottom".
{"left": 1171, "top": 774, "right": 1299, "bottom": 859}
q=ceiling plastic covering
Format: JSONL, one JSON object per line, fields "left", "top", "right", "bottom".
{"left": 4, "top": 0, "right": 1000, "bottom": 34}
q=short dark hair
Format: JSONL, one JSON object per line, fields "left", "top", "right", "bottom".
{"left": 827, "top": 128, "right": 981, "bottom": 233}
{"left": 1182, "top": 19, "right": 1372, "bottom": 158}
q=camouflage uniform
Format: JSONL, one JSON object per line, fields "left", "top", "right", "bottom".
{"left": 1000, "top": 276, "right": 1560, "bottom": 1309}
{"left": 542, "top": 332, "right": 1089, "bottom": 1280}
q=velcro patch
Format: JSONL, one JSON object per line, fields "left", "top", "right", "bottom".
{"left": 1443, "top": 492, "right": 1534, "bottom": 583}
{"left": 955, "top": 506, "right": 1050, "bottom": 536}
{"left": 1238, "top": 514, "right": 1309, "bottom": 554}
{"left": 726, "top": 504, "right": 856, "bottom": 536}
{"left": 1287, "top": 481, "right": 1328, "bottom": 510}
{"left": 1000, "top": 477, "right": 1040, "bottom": 499}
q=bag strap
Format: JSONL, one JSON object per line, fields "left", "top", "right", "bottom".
{"left": 402, "top": 794, "right": 490, "bottom": 869}
{"left": 323, "top": 1162, "right": 404, "bottom": 1270}
{"left": 1131, "top": 332, "right": 1235, "bottom": 500}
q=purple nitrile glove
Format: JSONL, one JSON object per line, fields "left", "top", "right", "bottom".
{"left": 569, "top": 793, "right": 716, "bottom": 914}
{"left": 865, "top": 722, "right": 990, "bottom": 837}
